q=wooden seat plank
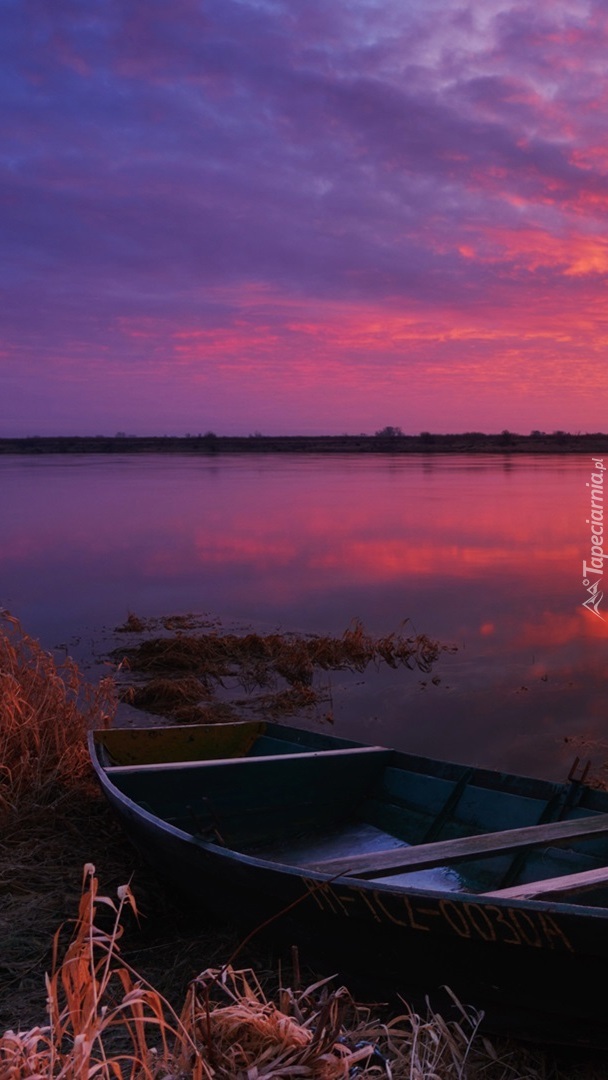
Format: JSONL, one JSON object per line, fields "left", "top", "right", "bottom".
{"left": 308, "top": 812, "right": 608, "bottom": 879}
{"left": 483, "top": 864, "right": 608, "bottom": 900}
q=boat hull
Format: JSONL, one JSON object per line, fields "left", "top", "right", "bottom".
{"left": 98, "top": 768, "right": 608, "bottom": 1049}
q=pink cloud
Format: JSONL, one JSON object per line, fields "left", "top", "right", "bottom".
{"left": 4, "top": 0, "right": 608, "bottom": 433}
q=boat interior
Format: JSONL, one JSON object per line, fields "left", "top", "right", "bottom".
{"left": 97, "top": 733, "right": 608, "bottom": 905}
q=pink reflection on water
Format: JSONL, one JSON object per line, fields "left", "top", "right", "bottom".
{"left": 1, "top": 453, "right": 605, "bottom": 779}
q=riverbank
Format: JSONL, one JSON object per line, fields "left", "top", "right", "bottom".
{"left": 1, "top": 615, "right": 607, "bottom": 1077}
{"left": 1, "top": 432, "right": 607, "bottom": 455}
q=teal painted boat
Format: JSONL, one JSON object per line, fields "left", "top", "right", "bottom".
{"left": 89, "top": 720, "right": 608, "bottom": 1048}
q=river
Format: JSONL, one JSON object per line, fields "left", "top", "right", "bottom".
{"left": 2, "top": 451, "right": 605, "bottom": 781}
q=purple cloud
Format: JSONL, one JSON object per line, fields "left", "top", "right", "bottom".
{"left": 3, "top": 0, "right": 608, "bottom": 434}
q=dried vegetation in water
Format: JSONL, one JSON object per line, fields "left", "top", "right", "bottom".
{"left": 114, "top": 617, "right": 454, "bottom": 724}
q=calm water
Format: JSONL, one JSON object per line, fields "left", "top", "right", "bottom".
{"left": 2, "top": 452, "right": 606, "bottom": 780}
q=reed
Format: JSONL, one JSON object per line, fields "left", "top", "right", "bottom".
{"left": 114, "top": 618, "right": 454, "bottom": 723}
{"left": 121, "top": 675, "right": 211, "bottom": 711}
{"left": 0, "top": 865, "right": 210, "bottom": 1079}
{"left": 0, "top": 613, "right": 115, "bottom": 829}
{"left": 0, "top": 865, "right": 561, "bottom": 1080}
{"left": 115, "top": 619, "right": 449, "bottom": 683}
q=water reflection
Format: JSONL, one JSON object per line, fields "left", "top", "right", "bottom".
{"left": 1, "top": 452, "right": 605, "bottom": 780}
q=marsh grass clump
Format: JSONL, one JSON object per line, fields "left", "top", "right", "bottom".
{"left": 0, "top": 615, "right": 246, "bottom": 1035}
{"left": 116, "top": 611, "right": 150, "bottom": 633}
{"left": 0, "top": 865, "right": 210, "bottom": 1080}
{"left": 121, "top": 675, "right": 211, "bottom": 712}
{"left": 0, "top": 613, "right": 115, "bottom": 828}
{"left": 115, "top": 619, "right": 448, "bottom": 684}
{"left": 116, "top": 612, "right": 220, "bottom": 634}
{"left": 113, "top": 618, "right": 454, "bottom": 724}
{"left": 0, "top": 614, "right": 134, "bottom": 1032}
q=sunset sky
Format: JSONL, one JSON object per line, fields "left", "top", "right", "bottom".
{"left": 4, "top": 0, "right": 608, "bottom": 436}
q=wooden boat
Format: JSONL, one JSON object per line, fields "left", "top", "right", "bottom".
{"left": 89, "top": 720, "right": 608, "bottom": 1048}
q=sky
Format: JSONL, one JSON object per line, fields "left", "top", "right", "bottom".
{"left": 3, "top": 0, "right": 608, "bottom": 436}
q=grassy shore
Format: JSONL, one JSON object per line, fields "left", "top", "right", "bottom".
{"left": 2, "top": 614, "right": 607, "bottom": 1077}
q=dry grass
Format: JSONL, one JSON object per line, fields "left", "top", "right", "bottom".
{"left": 0, "top": 615, "right": 244, "bottom": 1036}
{"left": 0, "top": 613, "right": 115, "bottom": 830}
{"left": 1, "top": 865, "right": 211, "bottom": 1079}
{"left": 113, "top": 618, "right": 454, "bottom": 724}
{"left": 115, "top": 620, "right": 449, "bottom": 683}
{"left": 121, "top": 676, "right": 211, "bottom": 712}
{"left": 0, "top": 865, "right": 571, "bottom": 1080}
{"left": 0, "top": 613, "right": 133, "bottom": 1033}
{"left": 116, "top": 613, "right": 220, "bottom": 635}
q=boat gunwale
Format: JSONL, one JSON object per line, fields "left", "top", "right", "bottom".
{"left": 90, "top": 724, "right": 608, "bottom": 807}
{"left": 89, "top": 741, "right": 608, "bottom": 920}
{"left": 103, "top": 744, "right": 389, "bottom": 774}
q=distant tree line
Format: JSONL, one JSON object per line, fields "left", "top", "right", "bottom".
{"left": 1, "top": 431, "right": 606, "bottom": 456}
